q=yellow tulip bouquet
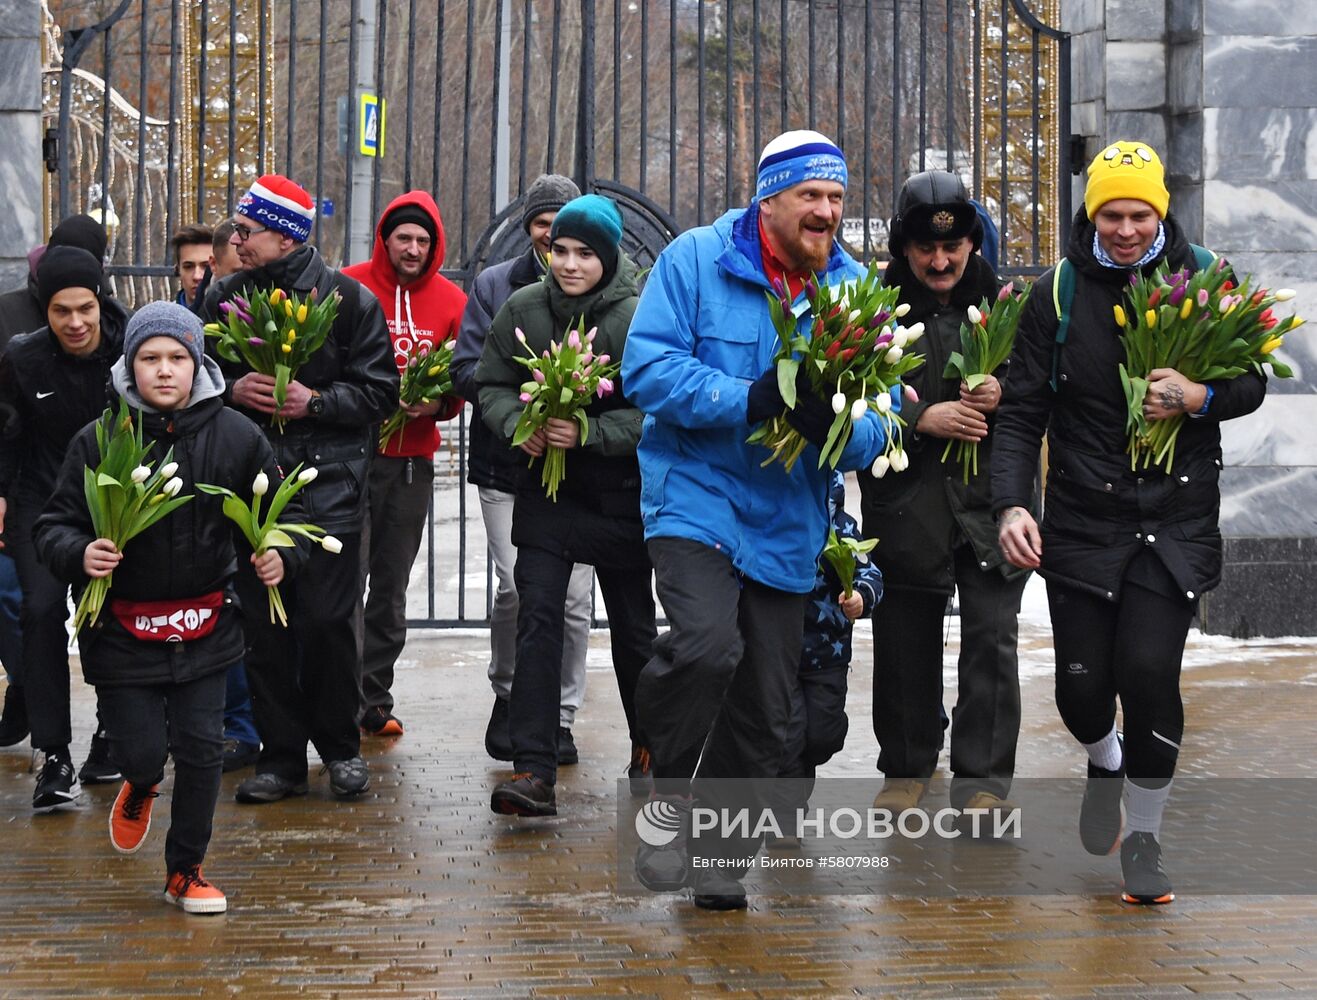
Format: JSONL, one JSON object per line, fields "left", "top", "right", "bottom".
{"left": 379, "top": 338, "right": 456, "bottom": 451}
{"left": 204, "top": 286, "right": 340, "bottom": 432}
{"left": 1117, "top": 261, "right": 1302, "bottom": 471}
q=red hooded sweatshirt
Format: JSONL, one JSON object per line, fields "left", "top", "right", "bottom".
{"left": 343, "top": 190, "right": 467, "bottom": 459}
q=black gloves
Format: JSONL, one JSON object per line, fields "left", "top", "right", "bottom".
{"left": 784, "top": 373, "right": 835, "bottom": 447}
{"left": 746, "top": 368, "right": 786, "bottom": 425}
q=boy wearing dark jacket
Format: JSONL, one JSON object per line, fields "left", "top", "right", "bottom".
{"left": 35, "top": 302, "right": 304, "bottom": 914}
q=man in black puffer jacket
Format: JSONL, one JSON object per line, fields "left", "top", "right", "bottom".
{"left": 0, "top": 246, "right": 130, "bottom": 811}
{"left": 858, "top": 171, "right": 1032, "bottom": 821}
{"left": 994, "top": 141, "right": 1266, "bottom": 906}
{"left": 199, "top": 174, "right": 397, "bottom": 805}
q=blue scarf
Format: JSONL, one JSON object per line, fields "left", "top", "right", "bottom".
{"left": 1093, "top": 222, "right": 1166, "bottom": 270}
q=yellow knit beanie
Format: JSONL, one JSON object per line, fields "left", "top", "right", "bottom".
{"left": 1084, "top": 140, "right": 1170, "bottom": 219}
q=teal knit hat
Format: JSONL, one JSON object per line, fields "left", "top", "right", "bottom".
{"left": 550, "top": 194, "right": 624, "bottom": 274}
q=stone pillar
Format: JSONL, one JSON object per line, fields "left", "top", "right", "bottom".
{"left": 1064, "top": 0, "right": 1317, "bottom": 636}
{"left": 0, "top": 0, "right": 43, "bottom": 290}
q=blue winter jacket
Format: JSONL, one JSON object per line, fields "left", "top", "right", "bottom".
{"left": 622, "top": 206, "right": 891, "bottom": 594}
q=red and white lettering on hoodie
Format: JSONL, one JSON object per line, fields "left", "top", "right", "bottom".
{"left": 343, "top": 190, "right": 468, "bottom": 458}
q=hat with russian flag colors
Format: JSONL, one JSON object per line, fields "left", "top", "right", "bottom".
{"left": 236, "top": 174, "right": 316, "bottom": 243}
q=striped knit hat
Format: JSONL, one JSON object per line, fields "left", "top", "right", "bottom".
{"left": 755, "top": 130, "right": 848, "bottom": 202}
{"left": 236, "top": 175, "right": 316, "bottom": 243}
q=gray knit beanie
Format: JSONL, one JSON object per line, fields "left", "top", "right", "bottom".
{"left": 521, "top": 174, "right": 581, "bottom": 233}
{"left": 123, "top": 300, "right": 206, "bottom": 373}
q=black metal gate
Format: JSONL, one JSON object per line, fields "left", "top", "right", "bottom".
{"left": 44, "top": 0, "right": 1069, "bottom": 627}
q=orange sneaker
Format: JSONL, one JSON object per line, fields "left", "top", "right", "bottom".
{"left": 109, "top": 782, "right": 159, "bottom": 855}
{"left": 164, "top": 866, "right": 227, "bottom": 914}
{"left": 360, "top": 706, "right": 404, "bottom": 737}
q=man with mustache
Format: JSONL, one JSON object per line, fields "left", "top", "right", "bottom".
{"left": 858, "top": 170, "right": 1031, "bottom": 824}
{"left": 622, "top": 130, "right": 895, "bottom": 910}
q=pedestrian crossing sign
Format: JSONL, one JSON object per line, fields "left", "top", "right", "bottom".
{"left": 359, "top": 94, "right": 386, "bottom": 157}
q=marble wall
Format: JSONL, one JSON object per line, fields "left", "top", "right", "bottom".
{"left": 1065, "top": 0, "right": 1317, "bottom": 635}
{"left": 0, "top": 0, "right": 42, "bottom": 290}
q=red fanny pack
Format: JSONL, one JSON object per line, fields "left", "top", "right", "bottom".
{"left": 110, "top": 591, "right": 225, "bottom": 643}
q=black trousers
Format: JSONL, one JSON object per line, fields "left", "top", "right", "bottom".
{"left": 774, "top": 665, "right": 849, "bottom": 821}
{"left": 8, "top": 500, "right": 98, "bottom": 751}
{"left": 97, "top": 669, "right": 226, "bottom": 873}
{"left": 236, "top": 539, "right": 364, "bottom": 781}
{"left": 872, "top": 543, "right": 1027, "bottom": 808}
{"left": 361, "top": 455, "right": 433, "bottom": 714}
{"left": 1046, "top": 550, "right": 1194, "bottom": 787}
{"left": 510, "top": 543, "right": 655, "bottom": 784}
{"left": 637, "top": 538, "right": 806, "bottom": 865}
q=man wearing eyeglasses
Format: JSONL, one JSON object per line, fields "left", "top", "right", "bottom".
{"left": 199, "top": 174, "right": 397, "bottom": 806}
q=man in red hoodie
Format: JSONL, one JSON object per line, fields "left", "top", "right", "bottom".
{"left": 343, "top": 192, "right": 466, "bottom": 735}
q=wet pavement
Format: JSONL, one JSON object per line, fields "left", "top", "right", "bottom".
{"left": 3, "top": 588, "right": 1317, "bottom": 998}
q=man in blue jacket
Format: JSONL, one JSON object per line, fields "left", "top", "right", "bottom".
{"left": 621, "top": 131, "right": 893, "bottom": 910}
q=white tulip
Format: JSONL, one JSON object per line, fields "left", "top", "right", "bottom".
{"left": 130, "top": 466, "right": 151, "bottom": 484}
{"left": 850, "top": 398, "right": 868, "bottom": 421}
{"left": 870, "top": 455, "right": 891, "bottom": 478}
{"left": 252, "top": 472, "right": 269, "bottom": 496}
{"left": 894, "top": 302, "right": 911, "bottom": 318}
{"left": 1274, "top": 288, "right": 1296, "bottom": 302}
{"left": 159, "top": 462, "right": 178, "bottom": 480}
{"left": 162, "top": 477, "right": 183, "bottom": 497}
{"left": 847, "top": 309, "right": 862, "bottom": 324}
{"left": 891, "top": 449, "right": 910, "bottom": 472}
{"left": 967, "top": 305, "right": 983, "bottom": 325}
{"left": 874, "top": 392, "right": 892, "bottom": 414}
{"left": 904, "top": 321, "right": 925, "bottom": 342}
{"left": 298, "top": 467, "right": 319, "bottom": 483}
{"left": 321, "top": 535, "right": 343, "bottom": 554}
{"left": 831, "top": 392, "right": 847, "bottom": 415}
{"left": 884, "top": 346, "right": 904, "bottom": 365}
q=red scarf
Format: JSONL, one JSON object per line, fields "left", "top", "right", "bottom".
{"left": 758, "top": 216, "right": 810, "bottom": 302}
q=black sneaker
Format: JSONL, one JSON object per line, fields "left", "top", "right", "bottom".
{"left": 78, "top": 733, "right": 122, "bottom": 785}
{"left": 485, "top": 697, "right": 513, "bottom": 761}
{"left": 33, "top": 751, "right": 81, "bottom": 812}
{"left": 556, "top": 727, "right": 579, "bottom": 765}
{"left": 235, "top": 772, "right": 309, "bottom": 804}
{"left": 221, "top": 739, "right": 260, "bottom": 773}
{"left": 1080, "top": 739, "right": 1125, "bottom": 856}
{"left": 490, "top": 772, "right": 557, "bottom": 817}
{"left": 326, "top": 757, "right": 370, "bottom": 797}
{"left": 1120, "top": 831, "right": 1174, "bottom": 905}
{"left": 0, "top": 684, "right": 29, "bottom": 747}
{"left": 634, "top": 795, "right": 691, "bottom": 891}
{"left": 692, "top": 867, "right": 748, "bottom": 911}
{"left": 360, "top": 706, "right": 404, "bottom": 737}
{"left": 627, "top": 744, "right": 653, "bottom": 798}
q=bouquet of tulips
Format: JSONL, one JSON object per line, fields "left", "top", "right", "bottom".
{"left": 819, "top": 528, "right": 878, "bottom": 599}
{"left": 204, "top": 286, "right": 340, "bottom": 432}
{"left": 197, "top": 464, "right": 340, "bottom": 627}
{"left": 940, "top": 281, "right": 1031, "bottom": 484}
{"left": 747, "top": 263, "right": 925, "bottom": 473}
{"left": 509, "top": 319, "right": 620, "bottom": 502}
{"left": 73, "top": 401, "right": 193, "bottom": 631}
{"left": 1116, "top": 261, "right": 1303, "bottom": 471}
{"left": 379, "top": 338, "right": 456, "bottom": 451}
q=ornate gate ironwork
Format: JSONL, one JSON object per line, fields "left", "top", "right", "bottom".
{"left": 43, "top": 0, "right": 1069, "bottom": 627}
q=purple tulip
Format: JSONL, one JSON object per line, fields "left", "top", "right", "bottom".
{"left": 248, "top": 337, "right": 266, "bottom": 347}
{"left": 873, "top": 331, "right": 894, "bottom": 348}
{"left": 233, "top": 294, "right": 251, "bottom": 310}
{"left": 596, "top": 377, "right": 615, "bottom": 398}
{"left": 1168, "top": 283, "right": 1186, "bottom": 307}
{"left": 1129, "top": 273, "right": 1139, "bottom": 286}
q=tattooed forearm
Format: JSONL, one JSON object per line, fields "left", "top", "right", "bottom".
{"left": 1000, "top": 508, "right": 1025, "bottom": 526}
{"left": 1158, "top": 383, "right": 1185, "bottom": 411}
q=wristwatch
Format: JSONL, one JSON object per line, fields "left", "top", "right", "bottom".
{"left": 307, "top": 390, "right": 325, "bottom": 417}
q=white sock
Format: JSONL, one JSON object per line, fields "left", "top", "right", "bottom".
{"left": 1082, "top": 725, "right": 1123, "bottom": 772}
{"left": 1124, "top": 779, "right": 1172, "bottom": 838}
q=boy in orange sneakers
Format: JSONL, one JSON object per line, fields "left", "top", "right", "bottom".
{"left": 35, "top": 302, "right": 305, "bottom": 914}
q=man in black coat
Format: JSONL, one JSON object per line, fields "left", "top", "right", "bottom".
{"left": 199, "top": 174, "right": 397, "bottom": 804}
{"left": 859, "top": 171, "right": 1031, "bottom": 820}
{"left": 0, "top": 246, "right": 129, "bottom": 810}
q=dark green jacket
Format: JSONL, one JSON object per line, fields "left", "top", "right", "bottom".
{"left": 859, "top": 254, "right": 1028, "bottom": 594}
